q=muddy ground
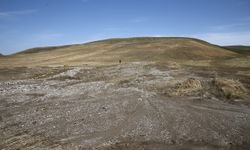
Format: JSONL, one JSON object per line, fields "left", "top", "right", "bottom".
{"left": 0, "top": 62, "right": 250, "bottom": 150}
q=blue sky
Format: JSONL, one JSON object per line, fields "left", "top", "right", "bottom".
{"left": 1, "top": 0, "right": 250, "bottom": 54}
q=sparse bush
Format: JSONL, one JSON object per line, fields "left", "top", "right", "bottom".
{"left": 212, "top": 78, "right": 247, "bottom": 99}
{"left": 112, "top": 77, "right": 134, "bottom": 87}
{"left": 117, "top": 79, "right": 131, "bottom": 85}
{"left": 172, "top": 78, "right": 203, "bottom": 96}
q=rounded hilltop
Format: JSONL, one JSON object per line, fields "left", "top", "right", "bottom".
{"left": 0, "top": 37, "right": 237, "bottom": 67}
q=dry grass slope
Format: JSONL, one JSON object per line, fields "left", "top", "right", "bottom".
{"left": 0, "top": 37, "right": 237, "bottom": 67}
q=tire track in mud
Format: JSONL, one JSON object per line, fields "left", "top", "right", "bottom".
{"left": 58, "top": 98, "right": 146, "bottom": 146}
{"left": 189, "top": 104, "right": 250, "bottom": 114}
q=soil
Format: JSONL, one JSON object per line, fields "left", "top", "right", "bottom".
{"left": 0, "top": 62, "right": 250, "bottom": 150}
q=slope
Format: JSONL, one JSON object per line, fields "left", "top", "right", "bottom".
{"left": 223, "top": 46, "right": 250, "bottom": 55}
{"left": 0, "top": 37, "right": 237, "bottom": 67}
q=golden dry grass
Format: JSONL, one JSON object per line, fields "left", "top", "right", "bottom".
{"left": 212, "top": 78, "right": 248, "bottom": 99}
{"left": 172, "top": 78, "right": 203, "bottom": 96}
{"left": 0, "top": 37, "right": 237, "bottom": 67}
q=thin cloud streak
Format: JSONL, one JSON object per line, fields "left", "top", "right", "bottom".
{"left": 246, "top": 17, "right": 250, "bottom": 21}
{"left": 211, "top": 23, "right": 250, "bottom": 30}
{"left": 0, "top": 9, "right": 37, "bottom": 18}
{"left": 129, "top": 17, "right": 148, "bottom": 23}
{"left": 194, "top": 32, "right": 250, "bottom": 45}
{"left": 32, "top": 33, "right": 64, "bottom": 41}
{"left": 80, "top": 0, "right": 89, "bottom": 3}
{"left": 145, "top": 32, "right": 250, "bottom": 46}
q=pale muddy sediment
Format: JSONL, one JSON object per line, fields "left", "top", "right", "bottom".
{"left": 0, "top": 63, "right": 250, "bottom": 149}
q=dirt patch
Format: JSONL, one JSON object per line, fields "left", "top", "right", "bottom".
{"left": 99, "top": 141, "right": 248, "bottom": 150}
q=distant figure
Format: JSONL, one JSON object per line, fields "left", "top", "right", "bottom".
{"left": 119, "top": 60, "right": 122, "bottom": 64}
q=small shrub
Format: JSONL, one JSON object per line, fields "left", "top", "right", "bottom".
{"left": 212, "top": 78, "right": 247, "bottom": 99}
{"left": 172, "top": 78, "right": 203, "bottom": 96}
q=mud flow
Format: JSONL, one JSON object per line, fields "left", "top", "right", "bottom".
{"left": 1, "top": 63, "right": 250, "bottom": 149}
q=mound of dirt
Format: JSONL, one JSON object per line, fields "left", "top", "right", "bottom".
{"left": 212, "top": 78, "right": 248, "bottom": 99}
{"left": 172, "top": 78, "right": 203, "bottom": 96}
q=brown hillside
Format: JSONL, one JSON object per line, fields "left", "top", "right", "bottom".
{"left": 0, "top": 37, "right": 237, "bottom": 67}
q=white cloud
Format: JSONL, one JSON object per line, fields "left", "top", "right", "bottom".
{"left": 193, "top": 32, "right": 250, "bottom": 45}
{"left": 0, "top": 9, "right": 37, "bottom": 18}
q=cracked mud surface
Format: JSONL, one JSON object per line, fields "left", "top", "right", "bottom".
{"left": 0, "top": 63, "right": 250, "bottom": 149}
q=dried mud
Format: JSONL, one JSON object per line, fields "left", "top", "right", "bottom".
{"left": 0, "top": 63, "right": 250, "bottom": 150}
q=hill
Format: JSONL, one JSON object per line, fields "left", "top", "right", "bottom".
{"left": 0, "top": 37, "right": 237, "bottom": 67}
{"left": 223, "top": 46, "right": 250, "bottom": 55}
{"left": 1, "top": 38, "right": 250, "bottom": 149}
